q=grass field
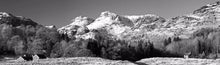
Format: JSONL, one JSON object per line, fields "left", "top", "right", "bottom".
{"left": 137, "top": 57, "right": 220, "bottom": 65}
{"left": 1, "top": 57, "right": 220, "bottom": 65}
{"left": 0, "top": 57, "right": 135, "bottom": 65}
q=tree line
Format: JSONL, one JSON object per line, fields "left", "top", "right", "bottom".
{"left": 1, "top": 22, "right": 220, "bottom": 61}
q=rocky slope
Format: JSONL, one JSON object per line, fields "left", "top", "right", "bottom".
{"left": 58, "top": 16, "right": 93, "bottom": 38}
{"left": 0, "top": 12, "right": 38, "bottom": 27}
{"left": 161, "top": 1, "right": 220, "bottom": 39}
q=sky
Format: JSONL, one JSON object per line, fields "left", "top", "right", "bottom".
{"left": 0, "top": 0, "right": 219, "bottom": 28}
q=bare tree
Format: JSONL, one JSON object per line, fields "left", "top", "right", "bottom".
{"left": 214, "top": 14, "right": 219, "bottom": 59}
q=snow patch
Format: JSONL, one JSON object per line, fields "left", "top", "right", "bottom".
{"left": 45, "top": 25, "right": 56, "bottom": 29}
{"left": 186, "top": 14, "right": 203, "bottom": 19}
{"left": 70, "top": 16, "right": 94, "bottom": 26}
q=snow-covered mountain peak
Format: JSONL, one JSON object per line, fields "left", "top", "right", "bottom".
{"left": 59, "top": 11, "right": 166, "bottom": 39}
{"left": 58, "top": 16, "right": 94, "bottom": 37}
{"left": 100, "top": 11, "right": 118, "bottom": 18}
{"left": 69, "top": 16, "right": 94, "bottom": 26}
{"left": 0, "top": 12, "right": 13, "bottom": 18}
{"left": 45, "top": 25, "right": 56, "bottom": 29}
{"left": 60, "top": 1, "right": 220, "bottom": 40}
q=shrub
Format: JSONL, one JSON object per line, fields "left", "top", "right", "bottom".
{"left": 62, "top": 44, "right": 95, "bottom": 57}
{"left": 62, "top": 44, "right": 80, "bottom": 57}
{"left": 75, "top": 49, "right": 95, "bottom": 57}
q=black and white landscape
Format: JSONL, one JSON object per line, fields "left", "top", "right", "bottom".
{"left": 1, "top": 0, "right": 220, "bottom": 65}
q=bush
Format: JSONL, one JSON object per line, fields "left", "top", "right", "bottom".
{"left": 62, "top": 44, "right": 95, "bottom": 57}
{"left": 63, "top": 44, "right": 80, "bottom": 57}
{"left": 75, "top": 49, "right": 95, "bottom": 57}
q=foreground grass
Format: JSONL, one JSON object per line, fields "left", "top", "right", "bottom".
{"left": 1, "top": 57, "right": 220, "bottom": 65}
{"left": 0, "top": 57, "right": 135, "bottom": 65}
{"left": 137, "top": 57, "right": 220, "bottom": 65}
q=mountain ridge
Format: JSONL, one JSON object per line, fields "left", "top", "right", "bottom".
{"left": 54, "top": 1, "right": 220, "bottom": 53}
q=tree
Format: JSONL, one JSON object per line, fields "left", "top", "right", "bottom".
{"left": 27, "top": 39, "right": 45, "bottom": 55}
{"left": 62, "top": 44, "right": 80, "bottom": 57}
{"left": 50, "top": 40, "right": 68, "bottom": 58}
{"left": 208, "top": 32, "right": 220, "bottom": 58}
{"left": 87, "top": 39, "right": 101, "bottom": 56}
{"left": 164, "top": 37, "right": 171, "bottom": 46}
{"left": 166, "top": 39, "right": 199, "bottom": 57}
{"left": 7, "top": 35, "right": 25, "bottom": 55}
{"left": 1, "top": 25, "right": 14, "bottom": 39}
{"left": 35, "top": 26, "right": 60, "bottom": 56}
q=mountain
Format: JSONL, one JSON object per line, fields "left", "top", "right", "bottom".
{"left": 56, "top": 1, "right": 220, "bottom": 53}
{"left": 161, "top": 1, "right": 220, "bottom": 39}
{"left": 58, "top": 11, "right": 166, "bottom": 40}
{"left": 59, "top": 1, "right": 220, "bottom": 40}
{"left": 58, "top": 16, "right": 93, "bottom": 38}
{"left": 0, "top": 12, "right": 38, "bottom": 27}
